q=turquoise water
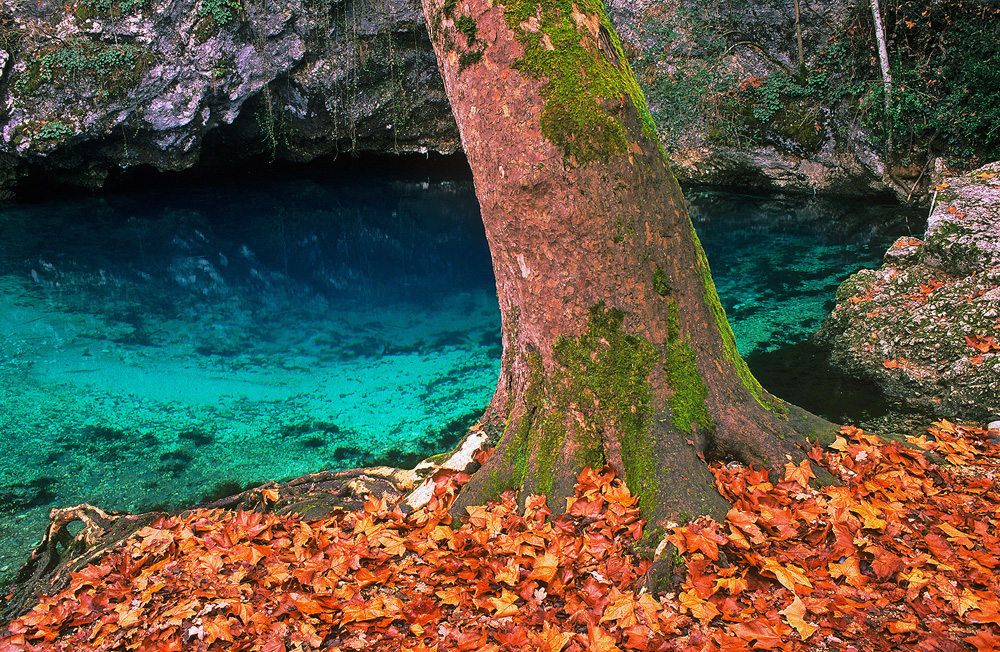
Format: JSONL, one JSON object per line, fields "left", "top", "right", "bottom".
{"left": 0, "top": 172, "right": 919, "bottom": 584}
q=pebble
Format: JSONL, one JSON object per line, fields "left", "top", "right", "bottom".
{"left": 989, "top": 420, "right": 1000, "bottom": 431}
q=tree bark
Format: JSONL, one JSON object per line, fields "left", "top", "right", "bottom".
{"left": 418, "top": 0, "right": 836, "bottom": 545}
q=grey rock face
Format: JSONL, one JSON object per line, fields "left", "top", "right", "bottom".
{"left": 0, "top": 0, "right": 892, "bottom": 196}
{"left": 922, "top": 170, "right": 1000, "bottom": 277}
{"left": 816, "top": 162, "right": 1000, "bottom": 422}
{"left": 0, "top": 0, "right": 455, "bottom": 193}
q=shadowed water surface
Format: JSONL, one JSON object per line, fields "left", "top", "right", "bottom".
{"left": 0, "top": 175, "right": 921, "bottom": 584}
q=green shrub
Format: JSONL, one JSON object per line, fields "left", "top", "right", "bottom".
{"left": 631, "top": 0, "right": 1000, "bottom": 167}
{"left": 815, "top": 0, "right": 1000, "bottom": 165}
{"left": 198, "top": 0, "right": 242, "bottom": 26}
{"left": 78, "top": 0, "right": 147, "bottom": 18}
{"left": 35, "top": 120, "right": 74, "bottom": 141}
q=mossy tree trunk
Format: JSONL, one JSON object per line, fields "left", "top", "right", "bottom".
{"left": 420, "top": 0, "right": 837, "bottom": 538}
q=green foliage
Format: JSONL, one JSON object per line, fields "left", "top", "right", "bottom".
{"left": 34, "top": 120, "right": 75, "bottom": 141}
{"left": 788, "top": 0, "right": 1000, "bottom": 164}
{"left": 198, "top": 0, "right": 242, "bottom": 26}
{"left": 631, "top": 0, "right": 744, "bottom": 150}
{"left": 78, "top": 0, "right": 147, "bottom": 18}
{"left": 633, "top": 0, "right": 1000, "bottom": 166}
{"left": 882, "top": 0, "right": 1000, "bottom": 162}
{"left": 740, "top": 74, "right": 812, "bottom": 124}
{"left": 15, "top": 39, "right": 152, "bottom": 97}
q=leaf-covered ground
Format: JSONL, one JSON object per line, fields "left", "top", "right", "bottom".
{"left": 2, "top": 421, "right": 999, "bottom": 651}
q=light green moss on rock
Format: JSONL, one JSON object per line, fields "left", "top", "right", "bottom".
{"left": 502, "top": 0, "right": 657, "bottom": 163}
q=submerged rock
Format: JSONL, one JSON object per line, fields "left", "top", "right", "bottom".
{"left": 816, "top": 162, "right": 1000, "bottom": 421}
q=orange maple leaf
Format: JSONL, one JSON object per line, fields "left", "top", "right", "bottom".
{"left": 866, "top": 545, "right": 904, "bottom": 580}
{"left": 760, "top": 559, "right": 812, "bottom": 592}
{"left": 582, "top": 622, "right": 623, "bottom": 652}
{"left": 435, "top": 585, "right": 468, "bottom": 607}
{"left": 600, "top": 594, "right": 639, "bottom": 629}
{"left": 780, "top": 596, "right": 817, "bottom": 640}
{"left": 965, "top": 629, "right": 1000, "bottom": 651}
{"left": 527, "top": 551, "right": 560, "bottom": 583}
{"left": 965, "top": 333, "right": 1000, "bottom": 353}
{"left": 829, "top": 555, "right": 866, "bottom": 588}
{"left": 489, "top": 589, "right": 521, "bottom": 618}
{"left": 966, "top": 599, "right": 1000, "bottom": 625}
{"left": 731, "top": 620, "right": 783, "bottom": 649}
{"left": 783, "top": 458, "right": 813, "bottom": 488}
{"left": 849, "top": 500, "right": 886, "bottom": 530}
{"left": 534, "top": 621, "right": 574, "bottom": 652}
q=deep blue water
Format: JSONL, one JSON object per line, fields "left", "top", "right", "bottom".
{"left": 0, "top": 172, "right": 920, "bottom": 584}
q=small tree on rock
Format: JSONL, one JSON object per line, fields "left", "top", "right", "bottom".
{"left": 417, "top": 0, "right": 837, "bottom": 555}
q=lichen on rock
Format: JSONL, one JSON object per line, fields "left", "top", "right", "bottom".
{"left": 816, "top": 161, "right": 1000, "bottom": 422}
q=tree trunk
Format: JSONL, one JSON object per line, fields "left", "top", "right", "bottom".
{"left": 870, "top": 0, "right": 893, "bottom": 117}
{"left": 418, "top": 0, "right": 837, "bottom": 544}
{"left": 793, "top": 0, "right": 805, "bottom": 73}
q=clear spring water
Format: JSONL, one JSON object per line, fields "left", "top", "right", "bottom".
{"left": 0, "top": 171, "right": 921, "bottom": 584}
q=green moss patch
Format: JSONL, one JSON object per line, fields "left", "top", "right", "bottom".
{"left": 550, "top": 303, "right": 660, "bottom": 509}
{"left": 500, "top": 303, "right": 662, "bottom": 509}
{"left": 501, "top": 0, "right": 657, "bottom": 164}
{"left": 653, "top": 266, "right": 671, "bottom": 297}
{"left": 662, "top": 301, "right": 712, "bottom": 435}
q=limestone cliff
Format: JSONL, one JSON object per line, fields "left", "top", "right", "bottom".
{"left": 0, "top": 0, "right": 902, "bottom": 196}
{"left": 0, "top": 0, "right": 456, "bottom": 193}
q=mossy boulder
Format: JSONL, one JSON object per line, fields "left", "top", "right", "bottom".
{"left": 816, "top": 161, "right": 1000, "bottom": 422}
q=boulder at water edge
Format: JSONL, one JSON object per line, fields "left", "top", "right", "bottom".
{"left": 816, "top": 161, "right": 1000, "bottom": 422}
